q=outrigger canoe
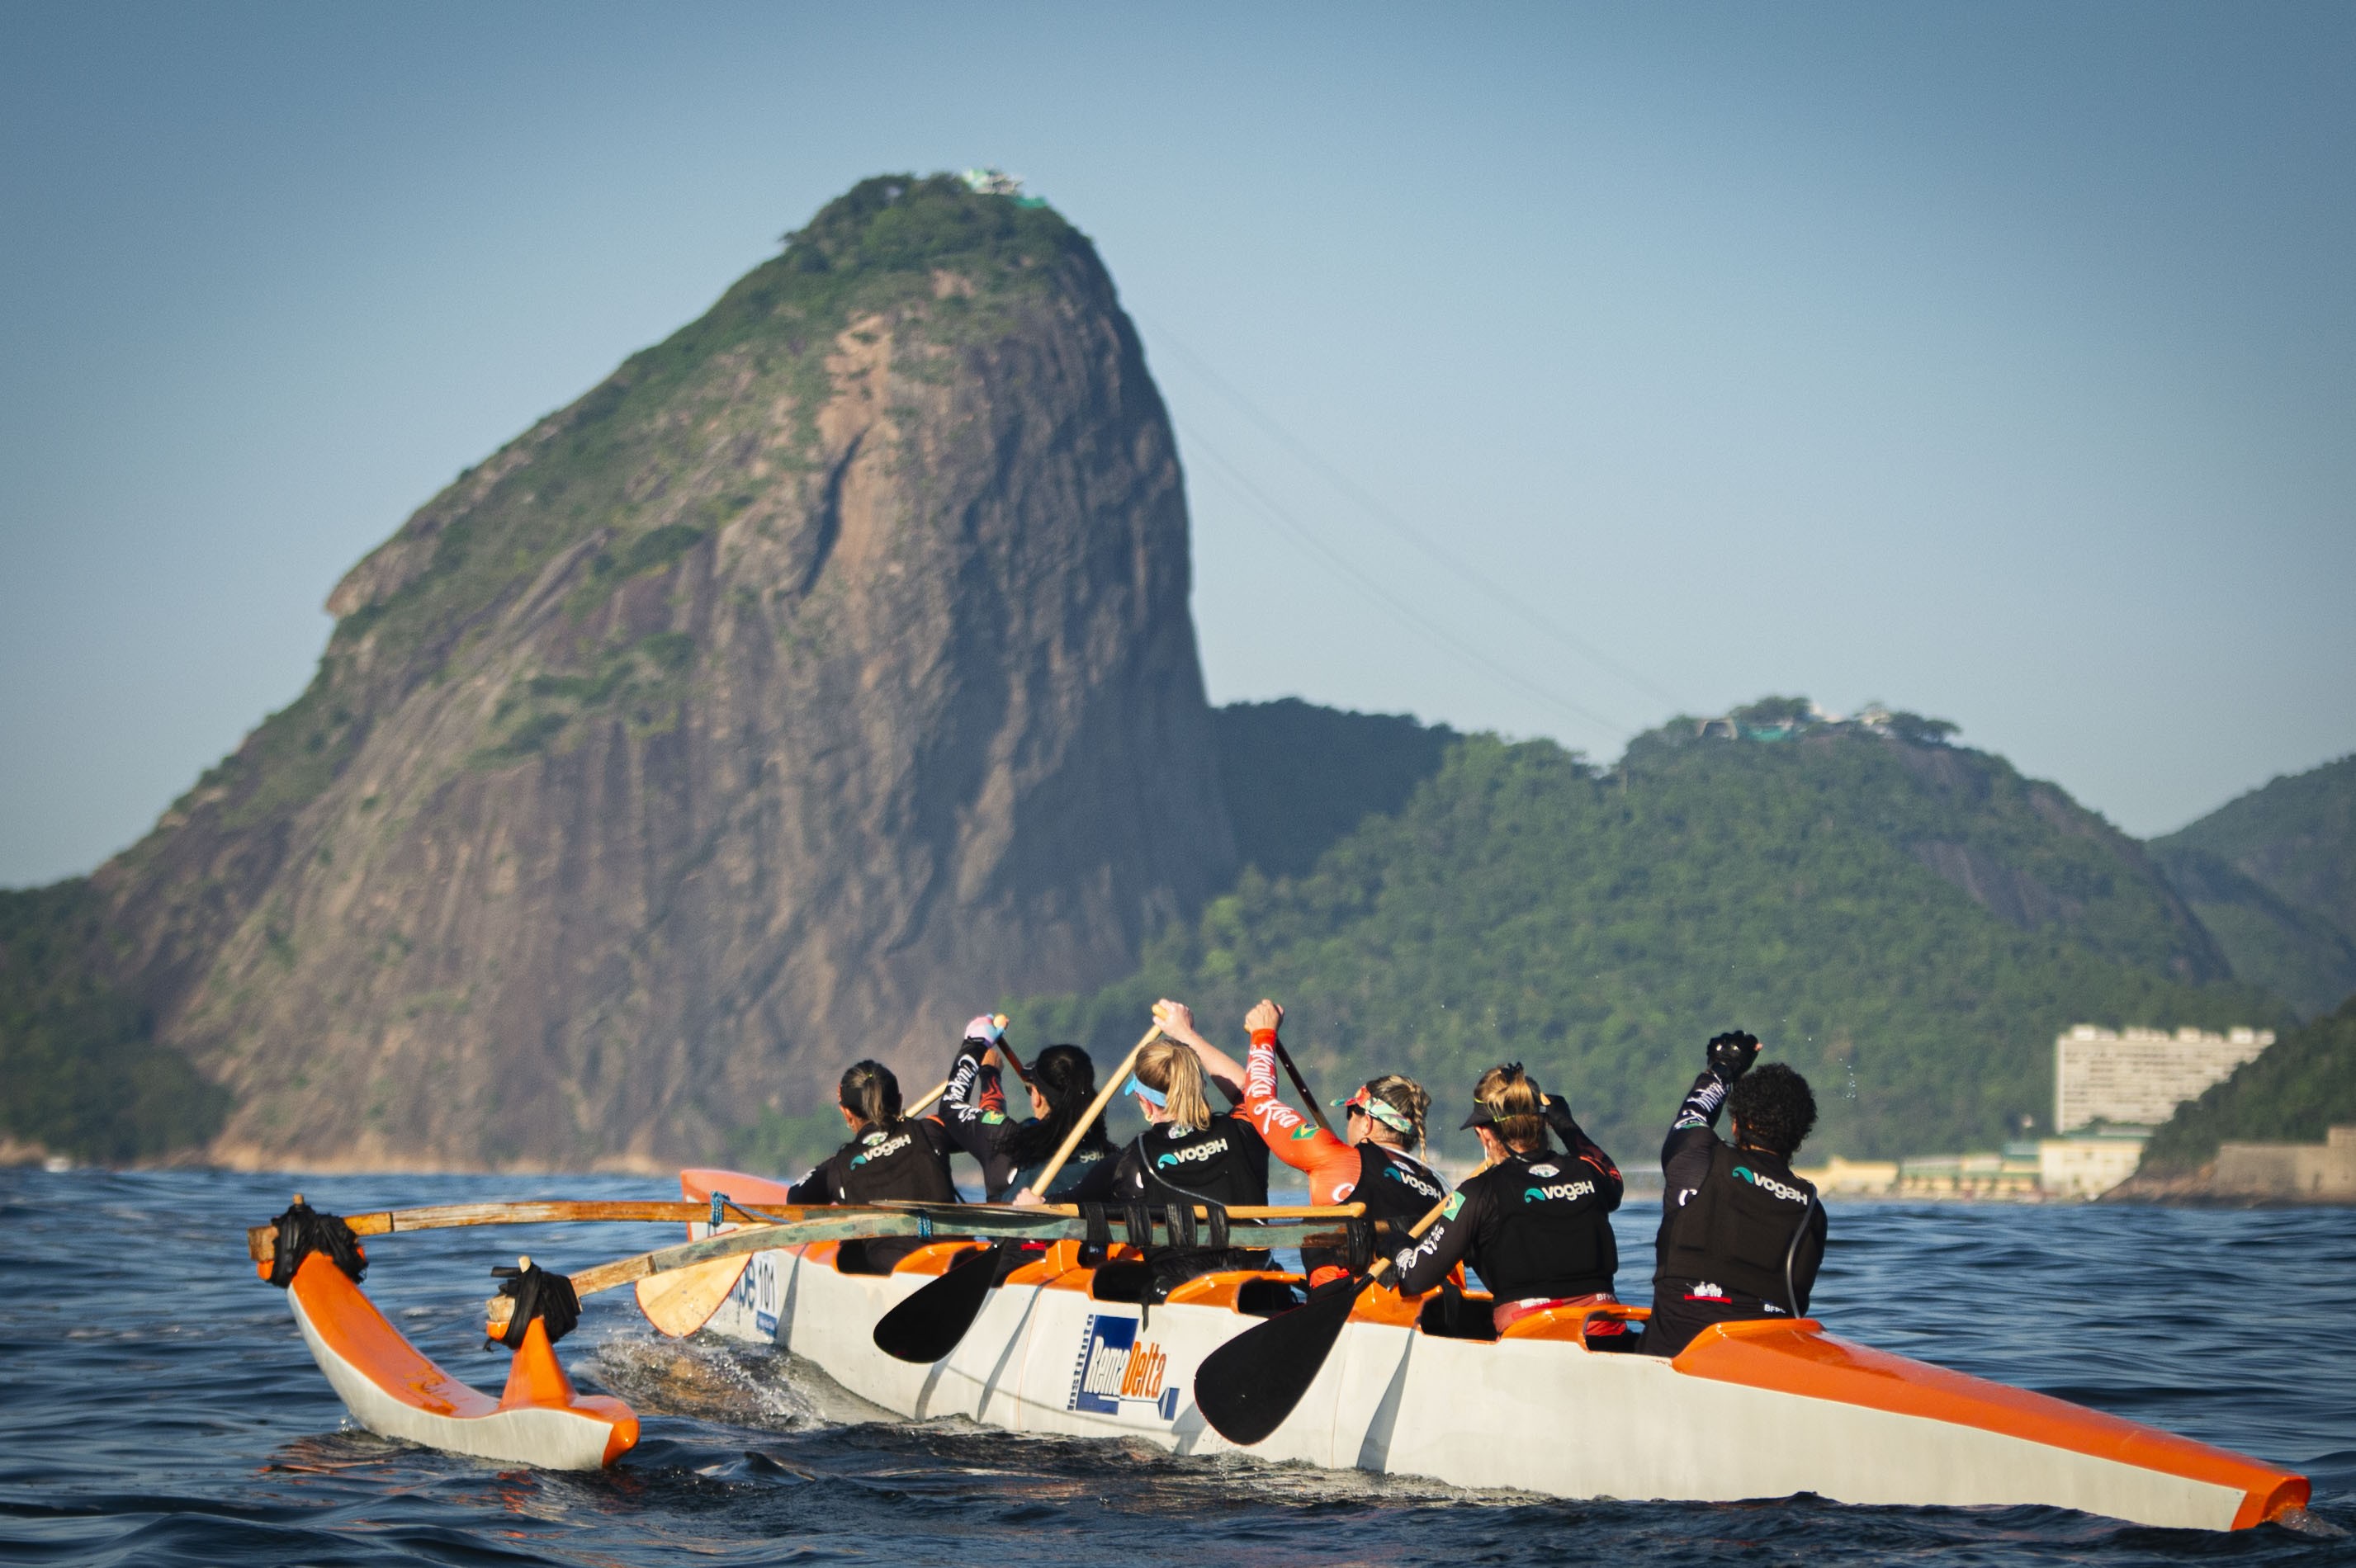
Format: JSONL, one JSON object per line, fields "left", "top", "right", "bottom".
{"left": 670, "top": 1169, "right": 2310, "bottom": 1533}
{"left": 255, "top": 1174, "right": 2312, "bottom": 1530}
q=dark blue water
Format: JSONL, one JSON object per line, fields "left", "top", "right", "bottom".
{"left": 2, "top": 1169, "right": 2349, "bottom": 1566}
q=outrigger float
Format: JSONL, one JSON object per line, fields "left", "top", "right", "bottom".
{"left": 252, "top": 1173, "right": 2313, "bottom": 1533}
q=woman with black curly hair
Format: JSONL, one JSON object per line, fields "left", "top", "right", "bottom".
{"left": 1647, "top": 1031, "right": 1829, "bottom": 1357}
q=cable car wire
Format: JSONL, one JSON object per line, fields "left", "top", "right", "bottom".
{"left": 1178, "top": 421, "right": 1634, "bottom": 744}
{"left": 1144, "top": 319, "right": 1685, "bottom": 713}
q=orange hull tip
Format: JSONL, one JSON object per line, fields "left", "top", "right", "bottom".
{"left": 1672, "top": 1318, "right": 2306, "bottom": 1529}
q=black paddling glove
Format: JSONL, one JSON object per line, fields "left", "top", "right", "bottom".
{"left": 1706, "top": 1030, "right": 1762, "bottom": 1079}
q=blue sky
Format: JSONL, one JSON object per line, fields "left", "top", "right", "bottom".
{"left": 2, "top": 2, "right": 2350, "bottom": 885}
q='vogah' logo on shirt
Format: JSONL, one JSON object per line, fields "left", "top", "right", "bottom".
{"left": 1152, "top": 1137, "right": 1231, "bottom": 1169}
{"left": 1067, "top": 1314, "right": 1180, "bottom": 1419}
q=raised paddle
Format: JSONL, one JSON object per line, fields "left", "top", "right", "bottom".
{"left": 1024, "top": 1021, "right": 1159, "bottom": 1201}
{"left": 987, "top": 1020, "right": 1037, "bottom": 1091}
{"left": 873, "top": 1022, "right": 1161, "bottom": 1363}
{"left": 1191, "top": 1163, "right": 1488, "bottom": 1446}
{"left": 1270, "top": 1036, "right": 1335, "bottom": 1138}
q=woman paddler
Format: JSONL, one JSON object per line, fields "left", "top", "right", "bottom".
{"left": 786, "top": 1059, "right": 961, "bottom": 1271}
{"left": 935, "top": 1015, "right": 1114, "bottom": 1201}
{"left": 1391, "top": 1064, "right": 1629, "bottom": 1336}
{"left": 1037, "top": 1029, "right": 1273, "bottom": 1297}
{"left": 1153, "top": 998, "right": 1445, "bottom": 1287}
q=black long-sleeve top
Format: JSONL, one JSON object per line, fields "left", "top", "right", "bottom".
{"left": 933, "top": 1040, "right": 1024, "bottom": 1199}
{"left": 1660, "top": 1067, "right": 1737, "bottom": 1208}
{"left": 1649, "top": 1066, "right": 1828, "bottom": 1353}
{"left": 1394, "top": 1099, "right": 1622, "bottom": 1299}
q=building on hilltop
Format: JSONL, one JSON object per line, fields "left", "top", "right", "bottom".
{"left": 959, "top": 168, "right": 1024, "bottom": 196}
{"left": 2053, "top": 1023, "right": 2272, "bottom": 1134}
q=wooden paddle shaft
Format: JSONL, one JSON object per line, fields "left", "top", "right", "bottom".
{"left": 486, "top": 1212, "right": 920, "bottom": 1331}
{"left": 246, "top": 1198, "right": 763, "bottom": 1265}
{"left": 484, "top": 1202, "right": 1374, "bottom": 1333}
{"left": 580, "top": 1204, "right": 1362, "bottom": 1292}
{"left": 991, "top": 1033, "right": 1037, "bottom": 1089}
{"left": 1271, "top": 1036, "right": 1335, "bottom": 1139}
{"left": 1022, "top": 1023, "right": 1158, "bottom": 1198}
{"left": 1364, "top": 1158, "right": 1490, "bottom": 1284}
{"left": 951, "top": 1202, "right": 1366, "bottom": 1221}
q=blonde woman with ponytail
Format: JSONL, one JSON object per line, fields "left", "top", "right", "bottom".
{"left": 1389, "top": 1063, "right": 1630, "bottom": 1337}
{"left": 1155, "top": 999, "right": 1448, "bottom": 1287}
{"left": 1062, "top": 1013, "right": 1275, "bottom": 1297}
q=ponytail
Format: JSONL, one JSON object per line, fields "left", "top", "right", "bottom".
{"left": 1473, "top": 1063, "right": 1545, "bottom": 1151}
{"left": 1001, "top": 1044, "right": 1112, "bottom": 1167}
{"left": 1134, "top": 1040, "right": 1213, "bottom": 1131}
{"left": 839, "top": 1059, "right": 903, "bottom": 1134}
{"left": 1361, "top": 1073, "right": 1431, "bottom": 1151}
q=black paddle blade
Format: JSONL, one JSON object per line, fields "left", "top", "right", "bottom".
{"left": 1191, "top": 1279, "right": 1363, "bottom": 1445}
{"left": 873, "top": 1244, "right": 1001, "bottom": 1363}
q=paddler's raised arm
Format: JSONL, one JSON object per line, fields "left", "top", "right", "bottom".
{"left": 1231, "top": 1001, "right": 1363, "bottom": 1206}
{"left": 1151, "top": 999, "right": 1246, "bottom": 1105}
{"left": 1541, "top": 1093, "right": 1624, "bottom": 1208}
{"left": 936, "top": 1016, "right": 1021, "bottom": 1197}
{"left": 939, "top": 1024, "right": 986, "bottom": 1109}
{"left": 1663, "top": 1029, "right": 1761, "bottom": 1202}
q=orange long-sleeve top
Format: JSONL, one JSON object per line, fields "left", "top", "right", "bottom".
{"left": 1236, "top": 1029, "right": 1364, "bottom": 1207}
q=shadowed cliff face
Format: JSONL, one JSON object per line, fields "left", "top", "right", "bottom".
{"left": 87, "top": 176, "right": 1236, "bottom": 1168}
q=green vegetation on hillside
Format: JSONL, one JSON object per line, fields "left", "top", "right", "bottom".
{"left": 0, "top": 883, "right": 228, "bottom": 1162}
{"left": 324, "top": 173, "right": 1090, "bottom": 696}
{"left": 2152, "top": 753, "right": 2356, "bottom": 1017}
{"left": 2149, "top": 845, "right": 2356, "bottom": 1018}
{"left": 2156, "top": 753, "right": 2356, "bottom": 933}
{"left": 1213, "top": 699, "right": 1456, "bottom": 879}
{"left": 1011, "top": 711, "right": 2284, "bottom": 1164}
{"left": 2141, "top": 995, "right": 2356, "bottom": 1173}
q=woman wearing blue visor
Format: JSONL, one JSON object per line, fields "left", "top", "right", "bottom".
{"left": 1046, "top": 1036, "right": 1272, "bottom": 1297}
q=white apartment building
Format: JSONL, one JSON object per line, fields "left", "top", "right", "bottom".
{"left": 2052, "top": 1024, "right": 2273, "bottom": 1133}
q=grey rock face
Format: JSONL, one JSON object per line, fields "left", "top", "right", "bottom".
{"left": 91, "top": 179, "right": 1236, "bottom": 1168}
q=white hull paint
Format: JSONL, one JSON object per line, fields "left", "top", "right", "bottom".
{"left": 696, "top": 1242, "right": 2301, "bottom": 1532}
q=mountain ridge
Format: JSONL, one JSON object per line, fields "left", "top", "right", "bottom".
{"left": 4, "top": 177, "right": 2349, "bottom": 1172}
{"left": 2149, "top": 753, "right": 2356, "bottom": 1017}
{"left": 1009, "top": 704, "right": 2287, "bottom": 1164}
{"left": 3, "top": 172, "right": 1237, "bottom": 1169}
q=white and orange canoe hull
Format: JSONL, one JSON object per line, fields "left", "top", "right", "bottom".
{"left": 283, "top": 1251, "right": 639, "bottom": 1470}
{"left": 677, "top": 1170, "right": 2306, "bottom": 1533}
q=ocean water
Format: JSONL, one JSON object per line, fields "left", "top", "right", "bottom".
{"left": 2, "top": 1167, "right": 2349, "bottom": 1567}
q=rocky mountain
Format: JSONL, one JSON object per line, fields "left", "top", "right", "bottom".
{"left": 2, "top": 173, "right": 1236, "bottom": 1169}
{"left": 2150, "top": 753, "right": 2356, "bottom": 1017}
{"left": 1013, "top": 701, "right": 2284, "bottom": 1162}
